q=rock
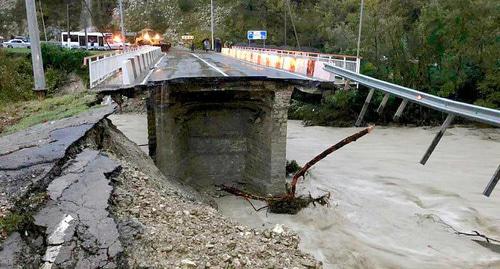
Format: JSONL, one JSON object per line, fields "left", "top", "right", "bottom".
{"left": 272, "top": 224, "right": 284, "bottom": 235}
{"left": 263, "top": 230, "right": 272, "bottom": 238}
{"left": 164, "top": 245, "right": 174, "bottom": 252}
{"left": 222, "top": 253, "right": 231, "bottom": 262}
{"left": 181, "top": 259, "right": 197, "bottom": 268}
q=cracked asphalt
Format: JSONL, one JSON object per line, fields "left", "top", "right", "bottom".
{"left": 0, "top": 99, "right": 321, "bottom": 268}
{"left": 35, "top": 149, "right": 122, "bottom": 268}
{"left": 0, "top": 105, "right": 119, "bottom": 268}
{"left": 0, "top": 105, "right": 115, "bottom": 220}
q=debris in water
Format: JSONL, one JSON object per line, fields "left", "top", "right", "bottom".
{"left": 220, "top": 126, "right": 374, "bottom": 214}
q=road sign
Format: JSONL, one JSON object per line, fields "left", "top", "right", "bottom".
{"left": 182, "top": 35, "right": 194, "bottom": 40}
{"left": 247, "top": 30, "right": 267, "bottom": 40}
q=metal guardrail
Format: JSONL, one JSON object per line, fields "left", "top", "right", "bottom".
{"left": 324, "top": 64, "right": 500, "bottom": 126}
{"left": 324, "top": 63, "right": 500, "bottom": 196}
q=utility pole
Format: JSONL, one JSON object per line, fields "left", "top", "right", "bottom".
{"left": 356, "top": 0, "right": 364, "bottom": 59}
{"left": 25, "top": 0, "right": 46, "bottom": 96}
{"left": 67, "top": 3, "right": 70, "bottom": 49}
{"left": 284, "top": 1, "right": 286, "bottom": 47}
{"left": 82, "top": 0, "right": 88, "bottom": 50}
{"left": 210, "top": 0, "right": 214, "bottom": 50}
{"left": 118, "top": 0, "right": 125, "bottom": 41}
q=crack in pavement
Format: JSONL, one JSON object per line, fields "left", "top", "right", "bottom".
{"left": 33, "top": 149, "right": 123, "bottom": 267}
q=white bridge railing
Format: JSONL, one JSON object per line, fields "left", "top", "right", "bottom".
{"left": 86, "top": 46, "right": 162, "bottom": 88}
{"left": 222, "top": 46, "right": 360, "bottom": 83}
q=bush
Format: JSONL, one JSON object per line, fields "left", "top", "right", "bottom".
{"left": 0, "top": 51, "right": 34, "bottom": 105}
{"left": 45, "top": 67, "right": 68, "bottom": 94}
{"left": 289, "top": 90, "right": 359, "bottom": 126}
{"left": 41, "top": 44, "right": 90, "bottom": 87}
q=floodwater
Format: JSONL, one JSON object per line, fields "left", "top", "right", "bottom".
{"left": 110, "top": 114, "right": 500, "bottom": 269}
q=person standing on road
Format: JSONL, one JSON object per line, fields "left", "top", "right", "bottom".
{"left": 215, "top": 38, "right": 222, "bottom": 52}
{"left": 202, "top": 39, "right": 210, "bottom": 52}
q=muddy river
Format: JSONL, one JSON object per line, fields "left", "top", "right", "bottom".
{"left": 110, "top": 114, "right": 500, "bottom": 268}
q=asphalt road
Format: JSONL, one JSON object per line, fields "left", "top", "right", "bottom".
{"left": 147, "top": 48, "right": 311, "bottom": 82}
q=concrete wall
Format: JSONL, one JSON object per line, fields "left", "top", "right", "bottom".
{"left": 147, "top": 78, "right": 294, "bottom": 195}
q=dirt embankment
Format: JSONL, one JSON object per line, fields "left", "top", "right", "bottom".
{"left": 104, "top": 119, "right": 322, "bottom": 268}
{"left": 0, "top": 108, "right": 321, "bottom": 268}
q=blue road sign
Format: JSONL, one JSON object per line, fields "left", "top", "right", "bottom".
{"left": 247, "top": 30, "right": 267, "bottom": 40}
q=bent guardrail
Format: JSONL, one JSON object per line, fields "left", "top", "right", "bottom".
{"left": 324, "top": 64, "right": 500, "bottom": 126}
{"left": 324, "top": 64, "right": 500, "bottom": 197}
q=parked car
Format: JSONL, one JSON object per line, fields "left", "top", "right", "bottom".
{"left": 2, "top": 39, "right": 31, "bottom": 48}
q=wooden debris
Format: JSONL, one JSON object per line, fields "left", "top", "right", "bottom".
{"left": 220, "top": 126, "right": 374, "bottom": 214}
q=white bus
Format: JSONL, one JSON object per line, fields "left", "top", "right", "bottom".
{"left": 60, "top": 31, "right": 126, "bottom": 50}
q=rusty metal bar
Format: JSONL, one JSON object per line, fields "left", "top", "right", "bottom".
{"left": 420, "top": 114, "right": 455, "bottom": 165}
{"left": 355, "top": 88, "right": 375, "bottom": 127}
{"left": 483, "top": 164, "right": 500, "bottom": 197}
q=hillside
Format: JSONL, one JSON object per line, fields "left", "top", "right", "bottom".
{"left": 0, "top": 0, "right": 498, "bottom": 110}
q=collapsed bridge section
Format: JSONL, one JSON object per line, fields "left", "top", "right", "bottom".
{"left": 146, "top": 77, "right": 316, "bottom": 195}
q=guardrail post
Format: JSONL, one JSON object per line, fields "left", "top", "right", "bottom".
{"left": 483, "top": 164, "right": 500, "bottom": 197}
{"left": 355, "top": 88, "right": 375, "bottom": 127}
{"left": 88, "top": 58, "right": 94, "bottom": 88}
{"left": 144, "top": 52, "right": 149, "bottom": 67}
{"left": 140, "top": 54, "right": 147, "bottom": 71}
{"left": 420, "top": 114, "right": 454, "bottom": 165}
{"left": 377, "top": 93, "right": 390, "bottom": 114}
{"left": 122, "top": 59, "right": 135, "bottom": 85}
{"left": 134, "top": 55, "right": 143, "bottom": 73}
{"left": 148, "top": 52, "right": 153, "bottom": 66}
{"left": 393, "top": 99, "right": 408, "bottom": 121}
{"left": 129, "top": 57, "right": 139, "bottom": 79}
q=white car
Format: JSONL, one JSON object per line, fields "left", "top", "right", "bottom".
{"left": 2, "top": 39, "right": 31, "bottom": 48}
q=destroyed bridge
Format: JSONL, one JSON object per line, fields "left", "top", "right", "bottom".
{"left": 89, "top": 46, "right": 500, "bottom": 197}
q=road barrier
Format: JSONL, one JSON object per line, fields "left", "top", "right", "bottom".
{"left": 86, "top": 46, "right": 162, "bottom": 88}
{"left": 324, "top": 64, "right": 500, "bottom": 196}
{"left": 221, "top": 46, "right": 360, "bottom": 83}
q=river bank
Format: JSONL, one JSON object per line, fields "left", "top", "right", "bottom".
{"left": 110, "top": 113, "right": 500, "bottom": 268}
{"left": 0, "top": 108, "right": 320, "bottom": 268}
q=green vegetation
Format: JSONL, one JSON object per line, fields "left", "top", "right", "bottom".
{"left": 289, "top": 91, "right": 361, "bottom": 126}
{"left": 123, "top": 0, "right": 500, "bottom": 125}
{"left": 0, "top": 93, "right": 97, "bottom": 135}
{"left": 0, "top": 44, "right": 90, "bottom": 105}
{"left": 0, "top": 49, "right": 35, "bottom": 104}
{"left": 2, "top": 47, "right": 30, "bottom": 54}
{"left": 0, "top": 192, "right": 47, "bottom": 242}
{"left": 286, "top": 160, "right": 302, "bottom": 176}
{"left": 1, "top": 0, "right": 498, "bottom": 126}
{"left": 41, "top": 44, "right": 90, "bottom": 91}
{"left": 0, "top": 213, "right": 31, "bottom": 238}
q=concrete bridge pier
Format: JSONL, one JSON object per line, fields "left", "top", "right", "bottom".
{"left": 147, "top": 78, "right": 296, "bottom": 195}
